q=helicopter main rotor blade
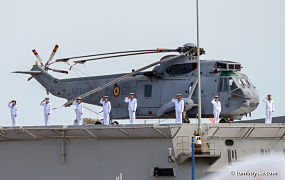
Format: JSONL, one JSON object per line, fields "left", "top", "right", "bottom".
{"left": 46, "top": 44, "right": 59, "bottom": 66}
{"left": 55, "top": 49, "right": 157, "bottom": 63}
{"left": 74, "top": 51, "right": 160, "bottom": 64}
{"left": 73, "top": 49, "right": 177, "bottom": 64}
{"left": 64, "top": 55, "right": 181, "bottom": 107}
{"left": 46, "top": 67, "right": 68, "bottom": 74}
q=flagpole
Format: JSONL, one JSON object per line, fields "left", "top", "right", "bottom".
{"left": 196, "top": 0, "right": 202, "bottom": 133}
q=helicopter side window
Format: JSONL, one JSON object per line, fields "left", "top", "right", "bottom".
{"left": 144, "top": 85, "right": 152, "bottom": 97}
{"left": 166, "top": 63, "right": 197, "bottom": 75}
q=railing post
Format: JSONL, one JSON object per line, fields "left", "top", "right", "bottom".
{"left": 192, "top": 136, "right": 195, "bottom": 180}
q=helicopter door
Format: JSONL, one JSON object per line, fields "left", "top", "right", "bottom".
{"left": 136, "top": 80, "right": 162, "bottom": 107}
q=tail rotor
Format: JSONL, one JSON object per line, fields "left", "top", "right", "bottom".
{"left": 29, "top": 44, "right": 69, "bottom": 94}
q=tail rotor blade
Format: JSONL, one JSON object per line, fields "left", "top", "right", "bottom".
{"left": 46, "top": 44, "right": 59, "bottom": 66}
{"left": 27, "top": 76, "right": 33, "bottom": 81}
{"left": 32, "top": 49, "right": 44, "bottom": 65}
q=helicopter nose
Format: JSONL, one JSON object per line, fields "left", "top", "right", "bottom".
{"left": 240, "top": 87, "right": 259, "bottom": 113}
{"left": 247, "top": 88, "right": 260, "bottom": 110}
{"left": 242, "top": 100, "right": 250, "bottom": 107}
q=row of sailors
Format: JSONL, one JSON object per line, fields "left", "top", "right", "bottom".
{"left": 7, "top": 93, "right": 138, "bottom": 127}
{"left": 8, "top": 93, "right": 275, "bottom": 127}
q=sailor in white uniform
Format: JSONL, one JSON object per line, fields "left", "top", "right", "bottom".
{"left": 171, "top": 94, "right": 184, "bottom": 124}
{"left": 211, "top": 96, "right": 221, "bottom": 124}
{"left": 100, "top": 96, "right": 111, "bottom": 125}
{"left": 73, "top": 97, "right": 84, "bottom": 125}
{"left": 40, "top": 97, "right": 52, "bottom": 126}
{"left": 124, "top": 93, "right": 137, "bottom": 124}
{"left": 8, "top": 100, "right": 18, "bottom": 127}
{"left": 263, "top": 94, "right": 275, "bottom": 124}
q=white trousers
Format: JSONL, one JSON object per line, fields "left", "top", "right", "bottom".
{"left": 175, "top": 111, "right": 183, "bottom": 124}
{"left": 44, "top": 113, "right": 51, "bottom": 126}
{"left": 103, "top": 112, "right": 110, "bottom": 125}
{"left": 265, "top": 111, "right": 273, "bottom": 124}
{"left": 11, "top": 114, "right": 17, "bottom": 127}
{"left": 213, "top": 110, "right": 221, "bottom": 124}
{"left": 76, "top": 112, "right": 83, "bottom": 125}
{"left": 129, "top": 110, "right": 136, "bottom": 124}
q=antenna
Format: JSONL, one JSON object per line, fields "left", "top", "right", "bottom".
{"left": 196, "top": 0, "right": 202, "bottom": 134}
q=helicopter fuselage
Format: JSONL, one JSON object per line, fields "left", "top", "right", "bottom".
{"left": 31, "top": 55, "right": 259, "bottom": 120}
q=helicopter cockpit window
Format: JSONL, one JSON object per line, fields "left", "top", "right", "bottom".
{"left": 144, "top": 85, "right": 152, "bottom": 97}
{"left": 165, "top": 63, "right": 197, "bottom": 75}
{"left": 244, "top": 79, "right": 251, "bottom": 87}
{"left": 229, "top": 77, "right": 238, "bottom": 91}
{"left": 218, "top": 77, "right": 229, "bottom": 91}
{"left": 238, "top": 79, "right": 244, "bottom": 87}
{"left": 239, "top": 78, "right": 250, "bottom": 87}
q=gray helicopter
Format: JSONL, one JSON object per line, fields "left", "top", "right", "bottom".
{"left": 13, "top": 43, "right": 259, "bottom": 123}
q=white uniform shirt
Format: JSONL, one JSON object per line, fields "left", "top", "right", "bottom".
{"left": 8, "top": 103, "right": 18, "bottom": 115}
{"left": 263, "top": 98, "right": 275, "bottom": 112}
{"left": 171, "top": 99, "right": 185, "bottom": 113}
{"left": 211, "top": 99, "right": 221, "bottom": 112}
{"left": 73, "top": 101, "right": 84, "bottom": 114}
{"left": 100, "top": 99, "right": 111, "bottom": 113}
{"left": 40, "top": 102, "right": 52, "bottom": 114}
{"left": 124, "top": 97, "right": 137, "bottom": 111}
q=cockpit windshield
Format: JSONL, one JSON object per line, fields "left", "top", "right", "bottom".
{"left": 218, "top": 73, "right": 255, "bottom": 92}
{"left": 219, "top": 77, "right": 238, "bottom": 91}
{"left": 236, "top": 77, "right": 252, "bottom": 88}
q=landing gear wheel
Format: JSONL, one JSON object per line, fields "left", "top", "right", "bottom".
{"left": 183, "top": 118, "right": 190, "bottom": 123}
{"left": 95, "top": 121, "right": 102, "bottom": 125}
{"left": 113, "top": 121, "right": 119, "bottom": 125}
{"left": 219, "top": 118, "right": 230, "bottom": 123}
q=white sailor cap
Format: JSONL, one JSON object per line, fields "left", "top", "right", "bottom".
{"left": 130, "top": 93, "right": 135, "bottom": 95}
{"left": 11, "top": 99, "right": 16, "bottom": 102}
{"left": 267, "top": 94, "right": 272, "bottom": 96}
{"left": 45, "top": 97, "right": 50, "bottom": 99}
{"left": 176, "top": 94, "right": 182, "bottom": 96}
{"left": 103, "top": 96, "right": 109, "bottom": 98}
{"left": 77, "top": 97, "right": 82, "bottom": 100}
{"left": 215, "top": 95, "right": 219, "bottom": 98}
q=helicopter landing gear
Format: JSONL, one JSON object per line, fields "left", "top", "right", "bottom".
{"left": 183, "top": 117, "right": 190, "bottom": 123}
{"left": 219, "top": 118, "right": 231, "bottom": 123}
{"left": 110, "top": 120, "right": 119, "bottom": 125}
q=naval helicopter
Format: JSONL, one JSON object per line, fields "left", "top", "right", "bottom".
{"left": 13, "top": 43, "right": 259, "bottom": 123}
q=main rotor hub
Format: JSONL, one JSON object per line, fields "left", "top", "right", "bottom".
{"left": 176, "top": 43, "right": 205, "bottom": 56}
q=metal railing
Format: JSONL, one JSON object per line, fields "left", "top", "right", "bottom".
{"left": 175, "top": 135, "right": 222, "bottom": 156}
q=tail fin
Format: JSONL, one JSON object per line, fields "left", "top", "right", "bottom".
{"left": 29, "top": 65, "right": 60, "bottom": 95}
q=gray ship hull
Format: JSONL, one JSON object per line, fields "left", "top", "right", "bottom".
{"left": 0, "top": 122, "right": 285, "bottom": 179}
